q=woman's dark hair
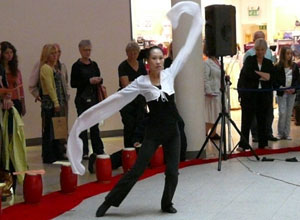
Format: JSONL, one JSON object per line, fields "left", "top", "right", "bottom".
{"left": 146, "top": 46, "right": 164, "bottom": 59}
{"left": 278, "top": 46, "right": 293, "bottom": 68}
{"left": 0, "top": 41, "right": 18, "bottom": 76}
{"left": 203, "top": 40, "right": 214, "bottom": 58}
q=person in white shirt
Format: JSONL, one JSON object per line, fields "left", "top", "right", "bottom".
{"left": 204, "top": 54, "right": 221, "bottom": 139}
{"left": 66, "top": 1, "right": 203, "bottom": 217}
{"left": 275, "top": 46, "right": 300, "bottom": 140}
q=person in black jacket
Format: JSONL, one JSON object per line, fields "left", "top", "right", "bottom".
{"left": 118, "top": 41, "right": 147, "bottom": 149}
{"left": 70, "top": 40, "right": 104, "bottom": 162}
{"left": 238, "top": 38, "right": 275, "bottom": 150}
{"left": 274, "top": 46, "right": 300, "bottom": 140}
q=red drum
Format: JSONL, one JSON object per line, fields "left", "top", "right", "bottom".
{"left": 122, "top": 148, "right": 137, "bottom": 173}
{"left": 23, "top": 173, "right": 43, "bottom": 204}
{"left": 0, "top": 183, "right": 5, "bottom": 215}
{"left": 150, "top": 145, "right": 164, "bottom": 168}
{"left": 96, "top": 154, "right": 112, "bottom": 183}
{"left": 60, "top": 163, "right": 77, "bottom": 193}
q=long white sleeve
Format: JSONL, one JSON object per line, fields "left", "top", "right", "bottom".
{"left": 67, "top": 81, "right": 140, "bottom": 175}
{"left": 166, "top": 1, "right": 203, "bottom": 80}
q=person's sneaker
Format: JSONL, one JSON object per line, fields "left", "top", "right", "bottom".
{"left": 236, "top": 146, "right": 249, "bottom": 152}
{"left": 286, "top": 136, "right": 292, "bottom": 140}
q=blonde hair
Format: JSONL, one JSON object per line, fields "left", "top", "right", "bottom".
{"left": 254, "top": 38, "right": 267, "bottom": 50}
{"left": 39, "top": 44, "right": 57, "bottom": 67}
{"left": 126, "top": 41, "right": 140, "bottom": 53}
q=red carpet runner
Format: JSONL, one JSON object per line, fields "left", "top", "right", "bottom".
{"left": 3, "top": 146, "right": 300, "bottom": 220}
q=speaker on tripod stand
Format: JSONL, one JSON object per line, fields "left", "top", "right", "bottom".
{"left": 197, "top": 5, "right": 259, "bottom": 171}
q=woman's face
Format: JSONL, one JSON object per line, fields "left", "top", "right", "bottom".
{"left": 126, "top": 49, "right": 139, "bottom": 61}
{"left": 2, "top": 48, "right": 14, "bottom": 62}
{"left": 255, "top": 47, "right": 266, "bottom": 59}
{"left": 47, "top": 49, "right": 58, "bottom": 64}
{"left": 79, "top": 46, "right": 91, "bottom": 59}
{"left": 285, "top": 49, "right": 293, "bottom": 61}
{"left": 148, "top": 48, "right": 164, "bottom": 73}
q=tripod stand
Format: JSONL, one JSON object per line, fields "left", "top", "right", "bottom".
{"left": 196, "top": 56, "right": 259, "bottom": 171}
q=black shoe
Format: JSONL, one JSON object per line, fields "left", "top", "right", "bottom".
{"left": 268, "top": 136, "right": 278, "bottom": 141}
{"left": 162, "top": 205, "right": 177, "bottom": 214}
{"left": 88, "top": 153, "right": 97, "bottom": 174}
{"left": 43, "top": 158, "right": 57, "bottom": 164}
{"left": 96, "top": 201, "right": 111, "bottom": 217}
{"left": 211, "top": 134, "right": 221, "bottom": 140}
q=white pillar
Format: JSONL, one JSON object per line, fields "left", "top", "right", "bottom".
{"left": 171, "top": 0, "right": 206, "bottom": 157}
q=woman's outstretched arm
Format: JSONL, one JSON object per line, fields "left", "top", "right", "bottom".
{"left": 166, "top": 1, "right": 203, "bottom": 79}
{"left": 67, "top": 80, "right": 140, "bottom": 175}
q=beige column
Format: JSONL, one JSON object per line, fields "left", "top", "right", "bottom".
{"left": 171, "top": 0, "right": 206, "bottom": 156}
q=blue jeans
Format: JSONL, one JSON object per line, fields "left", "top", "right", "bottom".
{"left": 277, "top": 93, "right": 296, "bottom": 138}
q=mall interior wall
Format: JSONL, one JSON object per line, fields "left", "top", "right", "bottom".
{"left": 0, "top": 0, "right": 131, "bottom": 140}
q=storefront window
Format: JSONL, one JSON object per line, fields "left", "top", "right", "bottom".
{"left": 130, "top": 0, "right": 172, "bottom": 48}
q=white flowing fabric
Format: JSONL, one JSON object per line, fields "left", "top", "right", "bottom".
{"left": 67, "top": 1, "right": 203, "bottom": 175}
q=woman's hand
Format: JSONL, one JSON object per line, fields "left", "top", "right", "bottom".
{"left": 54, "top": 105, "right": 61, "bottom": 112}
{"left": 285, "top": 88, "right": 295, "bottom": 94}
{"left": 90, "top": 77, "right": 102, "bottom": 85}
{"left": 205, "top": 93, "right": 215, "bottom": 98}
{"left": 3, "top": 98, "right": 14, "bottom": 110}
{"left": 35, "top": 96, "right": 41, "bottom": 102}
{"left": 255, "top": 71, "right": 270, "bottom": 81}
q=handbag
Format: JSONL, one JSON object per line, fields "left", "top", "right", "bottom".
{"left": 97, "top": 84, "right": 108, "bottom": 102}
{"left": 0, "top": 169, "right": 13, "bottom": 197}
{"left": 52, "top": 116, "right": 68, "bottom": 140}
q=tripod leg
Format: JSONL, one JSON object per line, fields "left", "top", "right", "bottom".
{"left": 226, "top": 115, "right": 260, "bottom": 160}
{"left": 196, "top": 114, "right": 222, "bottom": 159}
{"left": 218, "top": 114, "right": 226, "bottom": 171}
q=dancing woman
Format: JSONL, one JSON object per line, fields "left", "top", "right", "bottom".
{"left": 67, "top": 1, "right": 203, "bottom": 217}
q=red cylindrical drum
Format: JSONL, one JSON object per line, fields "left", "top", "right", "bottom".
{"left": 122, "top": 148, "right": 137, "bottom": 173}
{"left": 23, "top": 173, "right": 43, "bottom": 204}
{"left": 96, "top": 154, "right": 112, "bottom": 183}
{"left": 0, "top": 183, "right": 5, "bottom": 215}
{"left": 60, "top": 163, "right": 78, "bottom": 193}
{"left": 150, "top": 145, "right": 164, "bottom": 168}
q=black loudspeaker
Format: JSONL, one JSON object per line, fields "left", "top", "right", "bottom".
{"left": 205, "top": 5, "right": 237, "bottom": 57}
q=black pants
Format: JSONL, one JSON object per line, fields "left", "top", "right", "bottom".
{"left": 105, "top": 124, "right": 180, "bottom": 209}
{"left": 178, "top": 116, "right": 187, "bottom": 162}
{"left": 76, "top": 103, "right": 104, "bottom": 155}
{"left": 41, "top": 108, "right": 65, "bottom": 163}
{"left": 240, "top": 92, "right": 272, "bottom": 148}
{"left": 120, "top": 96, "right": 145, "bottom": 148}
{"left": 250, "top": 93, "right": 274, "bottom": 138}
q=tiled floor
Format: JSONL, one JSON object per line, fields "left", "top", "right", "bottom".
{"left": 3, "top": 107, "right": 300, "bottom": 217}
{"left": 57, "top": 151, "right": 300, "bottom": 220}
